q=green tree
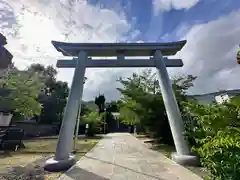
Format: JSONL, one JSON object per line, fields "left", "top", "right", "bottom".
{"left": 172, "top": 75, "right": 197, "bottom": 101}
{"left": 28, "top": 64, "right": 69, "bottom": 124}
{"left": 80, "top": 103, "right": 91, "bottom": 116}
{"left": 119, "top": 98, "right": 139, "bottom": 126}
{"left": 81, "top": 111, "right": 104, "bottom": 136}
{"left": 95, "top": 94, "right": 106, "bottom": 114}
{"left": 117, "top": 69, "right": 169, "bottom": 140}
{"left": 39, "top": 81, "right": 69, "bottom": 124}
{"left": 117, "top": 69, "right": 197, "bottom": 144}
{"left": 106, "top": 101, "right": 119, "bottom": 112}
{"left": 0, "top": 67, "right": 44, "bottom": 117}
{"left": 183, "top": 100, "right": 240, "bottom": 180}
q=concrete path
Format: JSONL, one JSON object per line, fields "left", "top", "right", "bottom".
{"left": 59, "top": 133, "right": 203, "bottom": 180}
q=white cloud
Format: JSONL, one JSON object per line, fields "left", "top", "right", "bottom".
{"left": 84, "top": 6, "right": 240, "bottom": 100}
{"left": 169, "top": 10, "right": 240, "bottom": 95}
{"left": 153, "top": 0, "right": 200, "bottom": 14}
{"left": 0, "top": 0, "right": 138, "bottom": 101}
{"left": 2, "top": 0, "right": 240, "bottom": 102}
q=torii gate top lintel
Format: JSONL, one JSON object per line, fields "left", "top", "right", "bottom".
{"left": 52, "top": 40, "right": 186, "bottom": 57}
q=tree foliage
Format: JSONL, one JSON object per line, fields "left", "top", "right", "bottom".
{"left": 95, "top": 94, "right": 106, "bottom": 114}
{"left": 118, "top": 68, "right": 240, "bottom": 179}
{"left": 172, "top": 75, "right": 197, "bottom": 101}
{"left": 0, "top": 67, "right": 44, "bottom": 117}
{"left": 117, "top": 69, "right": 196, "bottom": 143}
{"left": 81, "top": 111, "right": 104, "bottom": 136}
{"left": 28, "top": 64, "right": 69, "bottom": 124}
{"left": 80, "top": 103, "right": 91, "bottom": 116}
{"left": 119, "top": 97, "right": 139, "bottom": 125}
{"left": 183, "top": 98, "right": 240, "bottom": 180}
{"left": 106, "top": 101, "right": 120, "bottom": 112}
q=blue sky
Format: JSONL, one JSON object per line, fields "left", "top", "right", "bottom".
{"left": 87, "top": 0, "right": 240, "bottom": 42}
{"left": 1, "top": 0, "right": 240, "bottom": 100}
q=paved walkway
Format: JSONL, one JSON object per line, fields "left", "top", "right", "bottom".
{"left": 59, "top": 133, "right": 203, "bottom": 180}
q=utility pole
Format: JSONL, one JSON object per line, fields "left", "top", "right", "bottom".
{"left": 73, "top": 105, "right": 81, "bottom": 152}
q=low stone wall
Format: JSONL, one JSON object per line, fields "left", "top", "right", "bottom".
{"left": 13, "top": 121, "right": 58, "bottom": 138}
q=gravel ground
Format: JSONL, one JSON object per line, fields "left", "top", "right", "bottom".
{"left": 0, "top": 155, "right": 61, "bottom": 180}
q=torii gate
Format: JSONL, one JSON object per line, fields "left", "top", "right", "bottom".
{"left": 44, "top": 40, "right": 197, "bottom": 171}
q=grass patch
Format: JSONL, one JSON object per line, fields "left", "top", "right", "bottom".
{"left": 0, "top": 135, "right": 101, "bottom": 180}
{"left": 22, "top": 138, "right": 97, "bottom": 154}
{"left": 150, "top": 143, "right": 175, "bottom": 158}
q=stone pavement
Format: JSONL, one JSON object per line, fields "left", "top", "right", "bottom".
{"left": 58, "top": 133, "right": 203, "bottom": 180}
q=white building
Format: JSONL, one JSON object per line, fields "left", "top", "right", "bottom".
{"left": 188, "top": 89, "right": 240, "bottom": 105}
{"left": 215, "top": 94, "right": 230, "bottom": 104}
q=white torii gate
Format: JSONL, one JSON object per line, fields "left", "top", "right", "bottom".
{"left": 44, "top": 40, "right": 197, "bottom": 171}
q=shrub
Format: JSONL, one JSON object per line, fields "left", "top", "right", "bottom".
{"left": 81, "top": 111, "right": 103, "bottom": 136}
{"left": 193, "top": 131, "right": 240, "bottom": 180}
{"left": 183, "top": 100, "right": 240, "bottom": 180}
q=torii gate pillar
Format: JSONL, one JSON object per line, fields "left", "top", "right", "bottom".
{"left": 44, "top": 41, "right": 198, "bottom": 171}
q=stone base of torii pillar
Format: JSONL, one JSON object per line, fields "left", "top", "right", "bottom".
{"left": 44, "top": 155, "right": 76, "bottom": 172}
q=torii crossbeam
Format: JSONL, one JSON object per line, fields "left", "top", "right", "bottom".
{"left": 44, "top": 40, "right": 198, "bottom": 171}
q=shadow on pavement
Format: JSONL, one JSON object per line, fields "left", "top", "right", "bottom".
{"left": 63, "top": 166, "right": 110, "bottom": 180}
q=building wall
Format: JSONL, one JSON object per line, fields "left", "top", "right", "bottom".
{"left": 215, "top": 94, "right": 231, "bottom": 104}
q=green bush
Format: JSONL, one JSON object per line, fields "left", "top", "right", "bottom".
{"left": 183, "top": 100, "right": 240, "bottom": 180}
{"left": 81, "top": 111, "right": 103, "bottom": 136}
{"left": 193, "top": 131, "right": 240, "bottom": 180}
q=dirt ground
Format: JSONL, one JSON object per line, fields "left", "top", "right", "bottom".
{"left": 0, "top": 136, "right": 101, "bottom": 180}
